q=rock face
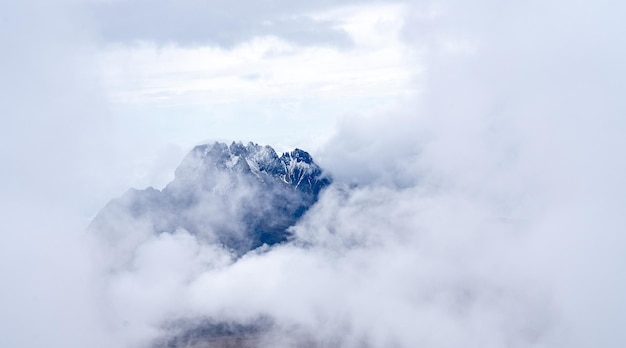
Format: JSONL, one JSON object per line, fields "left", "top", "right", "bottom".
{"left": 154, "top": 317, "right": 274, "bottom": 348}
{"left": 89, "top": 141, "right": 331, "bottom": 256}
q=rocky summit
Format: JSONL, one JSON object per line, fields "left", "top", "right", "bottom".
{"left": 89, "top": 141, "right": 331, "bottom": 256}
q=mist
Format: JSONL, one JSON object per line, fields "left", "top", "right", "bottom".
{"left": 1, "top": 0, "right": 625, "bottom": 347}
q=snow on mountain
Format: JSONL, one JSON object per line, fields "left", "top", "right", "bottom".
{"left": 88, "top": 141, "right": 331, "bottom": 265}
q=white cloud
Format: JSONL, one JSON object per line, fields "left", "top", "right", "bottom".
{"left": 90, "top": 0, "right": 387, "bottom": 47}
{"left": 98, "top": 34, "right": 413, "bottom": 106}
{"left": 97, "top": 0, "right": 626, "bottom": 346}
{"left": 95, "top": 3, "right": 416, "bottom": 154}
{"left": 2, "top": 0, "right": 625, "bottom": 347}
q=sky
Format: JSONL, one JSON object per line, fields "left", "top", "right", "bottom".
{"left": 1, "top": 0, "right": 625, "bottom": 347}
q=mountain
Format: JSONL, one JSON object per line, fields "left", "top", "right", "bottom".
{"left": 89, "top": 141, "right": 331, "bottom": 258}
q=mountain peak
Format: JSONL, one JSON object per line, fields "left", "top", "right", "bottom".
{"left": 90, "top": 141, "right": 331, "bottom": 257}
{"left": 174, "top": 141, "right": 328, "bottom": 195}
{"left": 283, "top": 148, "right": 313, "bottom": 164}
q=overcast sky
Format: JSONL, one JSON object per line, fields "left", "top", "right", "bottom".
{"left": 1, "top": 0, "right": 625, "bottom": 347}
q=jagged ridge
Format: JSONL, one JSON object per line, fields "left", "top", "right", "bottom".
{"left": 173, "top": 141, "right": 328, "bottom": 195}
{"left": 89, "top": 141, "right": 331, "bottom": 257}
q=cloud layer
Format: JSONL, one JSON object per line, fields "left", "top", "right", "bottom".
{"left": 1, "top": 0, "right": 625, "bottom": 347}
{"left": 91, "top": 0, "right": 383, "bottom": 47}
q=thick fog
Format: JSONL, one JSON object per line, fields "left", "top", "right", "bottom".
{"left": 1, "top": 0, "right": 625, "bottom": 347}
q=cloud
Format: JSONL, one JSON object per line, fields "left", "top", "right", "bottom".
{"left": 99, "top": 229, "right": 233, "bottom": 346}
{"left": 93, "top": 2, "right": 415, "bottom": 154}
{"left": 308, "top": 1, "right": 626, "bottom": 346}
{"left": 0, "top": 1, "right": 120, "bottom": 346}
{"left": 90, "top": 0, "right": 385, "bottom": 47}
{"left": 91, "top": 1, "right": 626, "bottom": 347}
{"left": 2, "top": 0, "right": 625, "bottom": 347}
